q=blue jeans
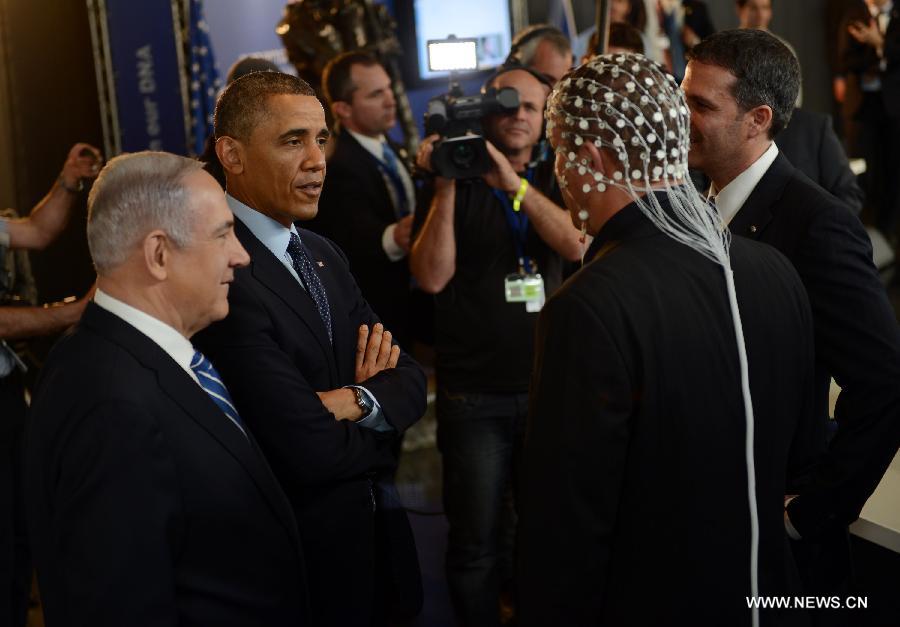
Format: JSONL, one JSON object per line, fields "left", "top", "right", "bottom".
{"left": 437, "top": 389, "right": 528, "bottom": 627}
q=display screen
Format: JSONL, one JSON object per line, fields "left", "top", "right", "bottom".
{"left": 413, "top": 0, "right": 511, "bottom": 80}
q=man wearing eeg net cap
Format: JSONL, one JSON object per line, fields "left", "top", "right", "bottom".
{"left": 517, "top": 54, "right": 818, "bottom": 626}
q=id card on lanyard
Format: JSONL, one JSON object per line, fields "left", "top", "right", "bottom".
{"left": 493, "top": 168, "right": 545, "bottom": 313}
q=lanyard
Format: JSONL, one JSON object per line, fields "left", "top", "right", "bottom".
{"left": 492, "top": 168, "right": 535, "bottom": 275}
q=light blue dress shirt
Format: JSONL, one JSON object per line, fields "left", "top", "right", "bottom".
{"left": 226, "top": 195, "right": 392, "bottom": 432}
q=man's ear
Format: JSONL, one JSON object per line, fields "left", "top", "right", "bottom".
{"left": 331, "top": 101, "right": 352, "bottom": 124}
{"left": 584, "top": 140, "right": 608, "bottom": 176}
{"left": 746, "top": 104, "right": 774, "bottom": 139}
{"left": 216, "top": 136, "right": 245, "bottom": 175}
{"left": 143, "top": 230, "right": 171, "bottom": 281}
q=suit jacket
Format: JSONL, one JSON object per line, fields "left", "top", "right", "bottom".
{"left": 731, "top": 154, "right": 900, "bottom": 587}
{"left": 309, "top": 130, "right": 415, "bottom": 347}
{"left": 518, "top": 200, "right": 817, "bottom": 627}
{"left": 195, "top": 220, "right": 426, "bottom": 626}
{"left": 25, "top": 303, "right": 308, "bottom": 626}
{"left": 775, "top": 108, "right": 865, "bottom": 214}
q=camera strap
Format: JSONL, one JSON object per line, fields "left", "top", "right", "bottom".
{"left": 492, "top": 167, "right": 536, "bottom": 275}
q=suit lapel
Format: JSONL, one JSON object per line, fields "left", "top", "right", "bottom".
{"left": 729, "top": 152, "right": 792, "bottom": 240}
{"left": 81, "top": 303, "right": 303, "bottom": 553}
{"left": 234, "top": 218, "right": 339, "bottom": 382}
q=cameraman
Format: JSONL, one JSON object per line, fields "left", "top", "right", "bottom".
{"left": 1, "top": 142, "right": 99, "bottom": 627}
{"left": 410, "top": 66, "right": 581, "bottom": 627}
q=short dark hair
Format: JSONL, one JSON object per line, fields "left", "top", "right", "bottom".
{"left": 588, "top": 22, "right": 645, "bottom": 55}
{"left": 214, "top": 71, "right": 316, "bottom": 141}
{"left": 735, "top": 0, "right": 772, "bottom": 7}
{"left": 508, "top": 24, "right": 572, "bottom": 65}
{"left": 687, "top": 29, "right": 799, "bottom": 138}
{"left": 322, "top": 51, "right": 381, "bottom": 107}
{"left": 619, "top": 0, "right": 647, "bottom": 32}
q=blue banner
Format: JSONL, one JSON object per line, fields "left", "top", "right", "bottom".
{"left": 105, "top": 0, "right": 188, "bottom": 153}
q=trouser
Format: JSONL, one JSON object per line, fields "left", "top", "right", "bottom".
{"left": 0, "top": 372, "right": 29, "bottom": 627}
{"left": 436, "top": 389, "right": 528, "bottom": 627}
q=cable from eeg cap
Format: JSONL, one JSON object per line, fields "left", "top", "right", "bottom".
{"left": 546, "top": 53, "right": 760, "bottom": 627}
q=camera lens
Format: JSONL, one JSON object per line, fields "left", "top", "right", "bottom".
{"left": 451, "top": 142, "right": 476, "bottom": 168}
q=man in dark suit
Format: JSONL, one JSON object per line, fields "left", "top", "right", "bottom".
{"left": 25, "top": 151, "right": 310, "bottom": 625}
{"left": 196, "top": 71, "right": 426, "bottom": 627}
{"left": 842, "top": 0, "right": 900, "bottom": 238}
{"left": 311, "top": 51, "right": 417, "bottom": 348}
{"left": 519, "top": 53, "right": 817, "bottom": 626}
{"left": 684, "top": 28, "right": 900, "bottom": 607}
{"left": 776, "top": 107, "right": 865, "bottom": 214}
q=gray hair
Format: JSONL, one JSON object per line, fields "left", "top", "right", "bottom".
{"left": 87, "top": 151, "right": 203, "bottom": 273}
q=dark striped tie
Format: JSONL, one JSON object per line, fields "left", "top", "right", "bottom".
{"left": 190, "top": 350, "right": 246, "bottom": 436}
{"left": 286, "top": 232, "right": 333, "bottom": 343}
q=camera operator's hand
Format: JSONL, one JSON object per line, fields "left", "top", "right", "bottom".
{"left": 59, "top": 143, "right": 103, "bottom": 191}
{"left": 482, "top": 140, "right": 521, "bottom": 193}
{"left": 416, "top": 134, "right": 441, "bottom": 175}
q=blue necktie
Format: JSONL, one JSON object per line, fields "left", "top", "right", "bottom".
{"left": 381, "top": 142, "right": 410, "bottom": 217}
{"left": 190, "top": 350, "right": 246, "bottom": 435}
{"left": 286, "top": 232, "right": 333, "bottom": 343}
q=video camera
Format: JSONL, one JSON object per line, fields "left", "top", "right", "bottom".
{"left": 423, "top": 36, "right": 520, "bottom": 179}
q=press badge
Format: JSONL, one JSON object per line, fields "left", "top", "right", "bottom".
{"left": 504, "top": 273, "right": 545, "bottom": 312}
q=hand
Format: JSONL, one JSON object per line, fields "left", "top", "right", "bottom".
{"left": 415, "top": 133, "right": 440, "bottom": 174}
{"left": 392, "top": 214, "right": 413, "bottom": 252}
{"left": 355, "top": 323, "right": 399, "bottom": 383}
{"left": 316, "top": 389, "right": 363, "bottom": 422}
{"left": 847, "top": 19, "right": 884, "bottom": 49}
{"left": 482, "top": 140, "right": 521, "bottom": 193}
{"left": 60, "top": 143, "right": 103, "bottom": 189}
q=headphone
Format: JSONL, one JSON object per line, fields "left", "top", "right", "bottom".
{"left": 505, "top": 24, "right": 564, "bottom": 67}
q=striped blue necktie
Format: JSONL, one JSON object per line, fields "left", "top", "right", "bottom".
{"left": 190, "top": 350, "right": 246, "bottom": 436}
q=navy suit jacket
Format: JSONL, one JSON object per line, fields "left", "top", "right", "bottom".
{"left": 195, "top": 219, "right": 426, "bottom": 626}
{"left": 26, "top": 303, "right": 309, "bottom": 626}
{"left": 732, "top": 154, "right": 900, "bottom": 554}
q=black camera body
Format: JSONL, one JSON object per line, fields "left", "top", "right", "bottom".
{"left": 424, "top": 85, "right": 519, "bottom": 179}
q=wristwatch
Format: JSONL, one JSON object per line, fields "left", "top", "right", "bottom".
{"left": 351, "top": 386, "right": 374, "bottom": 418}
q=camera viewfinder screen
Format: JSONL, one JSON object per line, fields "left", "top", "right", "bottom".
{"left": 414, "top": 0, "right": 511, "bottom": 80}
{"left": 427, "top": 39, "right": 478, "bottom": 72}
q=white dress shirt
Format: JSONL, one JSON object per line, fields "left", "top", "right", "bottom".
{"left": 346, "top": 129, "right": 415, "bottom": 262}
{"left": 93, "top": 289, "right": 199, "bottom": 384}
{"left": 709, "top": 142, "right": 780, "bottom": 225}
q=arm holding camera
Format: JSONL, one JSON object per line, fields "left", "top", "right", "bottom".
{"left": 410, "top": 134, "right": 459, "bottom": 294}
{"left": 482, "top": 140, "right": 584, "bottom": 262}
{"left": 3, "top": 143, "right": 102, "bottom": 251}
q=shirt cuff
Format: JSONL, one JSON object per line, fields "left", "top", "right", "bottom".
{"left": 784, "top": 495, "right": 802, "bottom": 540}
{"left": 382, "top": 224, "right": 406, "bottom": 262}
{"left": 348, "top": 385, "right": 394, "bottom": 433}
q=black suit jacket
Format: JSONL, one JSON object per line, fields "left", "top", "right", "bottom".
{"left": 519, "top": 201, "right": 816, "bottom": 626}
{"left": 195, "top": 220, "right": 426, "bottom": 626}
{"left": 776, "top": 108, "right": 865, "bottom": 214}
{"left": 731, "top": 154, "right": 900, "bottom": 580}
{"left": 309, "top": 130, "right": 414, "bottom": 347}
{"left": 25, "top": 303, "right": 308, "bottom": 626}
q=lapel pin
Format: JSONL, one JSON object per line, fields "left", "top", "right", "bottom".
{"left": 317, "top": 261, "right": 325, "bottom": 268}
{"left": 749, "top": 225, "right": 758, "bottom": 233}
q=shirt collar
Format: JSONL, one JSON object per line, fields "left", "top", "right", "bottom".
{"left": 346, "top": 128, "right": 388, "bottom": 162}
{"left": 93, "top": 289, "right": 197, "bottom": 382}
{"left": 871, "top": 1, "right": 893, "bottom": 16}
{"left": 226, "top": 194, "right": 299, "bottom": 261}
{"left": 710, "top": 142, "right": 779, "bottom": 225}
